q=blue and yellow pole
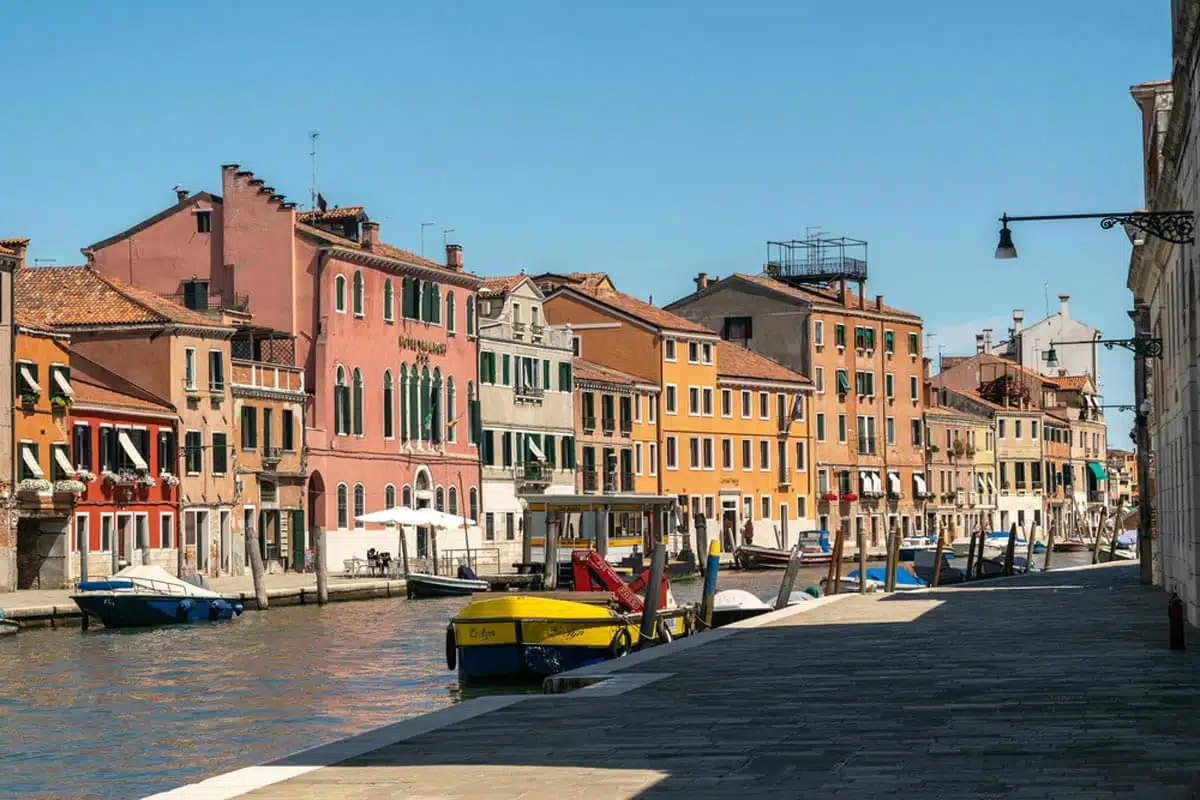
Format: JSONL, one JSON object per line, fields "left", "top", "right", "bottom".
{"left": 701, "top": 540, "right": 720, "bottom": 628}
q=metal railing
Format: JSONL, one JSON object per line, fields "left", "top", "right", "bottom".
{"left": 516, "top": 462, "right": 553, "bottom": 487}
{"left": 438, "top": 547, "right": 502, "bottom": 576}
{"left": 515, "top": 384, "right": 545, "bottom": 400}
{"left": 602, "top": 416, "right": 615, "bottom": 435}
{"left": 582, "top": 415, "right": 596, "bottom": 433}
{"left": 581, "top": 470, "right": 599, "bottom": 492}
{"left": 619, "top": 418, "right": 632, "bottom": 436}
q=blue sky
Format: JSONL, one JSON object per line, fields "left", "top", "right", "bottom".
{"left": 1, "top": 0, "right": 1168, "bottom": 441}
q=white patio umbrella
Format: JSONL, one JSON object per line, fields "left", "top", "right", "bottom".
{"left": 354, "top": 506, "right": 439, "bottom": 526}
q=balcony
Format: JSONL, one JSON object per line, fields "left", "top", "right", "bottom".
{"left": 514, "top": 383, "right": 545, "bottom": 403}
{"left": 857, "top": 435, "right": 877, "bottom": 456}
{"left": 602, "top": 416, "right": 615, "bottom": 436}
{"left": 262, "top": 446, "right": 283, "bottom": 467}
{"left": 581, "top": 469, "right": 599, "bottom": 492}
{"left": 530, "top": 323, "right": 545, "bottom": 342}
{"left": 515, "top": 462, "right": 553, "bottom": 492}
{"left": 481, "top": 321, "right": 575, "bottom": 350}
{"left": 619, "top": 418, "right": 632, "bottom": 437}
{"left": 231, "top": 360, "right": 305, "bottom": 395}
{"left": 582, "top": 415, "right": 596, "bottom": 434}
{"left": 170, "top": 289, "right": 250, "bottom": 314}
{"left": 511, "top": 321, "right": 527, "bottom": 340}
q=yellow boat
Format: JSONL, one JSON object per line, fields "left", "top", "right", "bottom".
{"left": 447, "top": 595, "right": 686, "bottom": 682}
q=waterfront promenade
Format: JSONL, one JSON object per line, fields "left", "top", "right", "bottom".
{"left": 155, "top": 562, "right": 1200, "bottom": 799}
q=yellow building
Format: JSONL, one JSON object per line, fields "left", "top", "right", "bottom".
{"left": 542, "top": 278, "right": 813, "bottom": 553}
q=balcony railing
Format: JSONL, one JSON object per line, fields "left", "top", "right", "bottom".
{"left": 515, "top": 462, "right": 553, "bottom": 490}
{"left": 857, "top": 435, "right": 877, "bottom": 455}
{"left": 619, "top": 418, "right": 632, "bottom": 437}
{"left": 231, "top": 360, "right": 305, "bottom": 393}
{"left": 262, "top": 446, "right": 283, "bottom": 466}
{"left": 602, "top": 416, "right": 615, "bottom": 436}
{"left": 169, "top": 290, "right": 250, "bottom": 313}
{"left": 581, "top": 469, "right": 599, "bottom": 492}
{"left": 583, "top": 415, "right": 596, "bottom": 434}
{"left": 514, "top": 383, "right": 544, "bottom": 401}
{"left": 481, "top": 321, "right": 575, "bottom": 350}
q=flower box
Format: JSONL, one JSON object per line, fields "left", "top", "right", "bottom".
{"left": 51, "top": 395, "right": 72, "bottom": 409}
{"left": 159, "top": 472, "right": 181, "bottom": 487}
{"left": 860, "top": 491, "right": 884, "bottom": 501}
{"left": 17, "top": 478, "right": 52, "bottom": 493}
{"left": 73, "top": 470, "right": 97, "bottom": 483}
{"left": 839, "top": 492, "right": 858, "bottom": 502}
{"left": 819, "top": 492, "right": 839, "bottom": 502}
{"left": 887, "top": 491, "right": 902, "bottom": 501}
{"left": 54, "top": 479, "right": 86, "bottom": 495}
{"left": 19, "top": 392, "right": 39, "bottom": 407}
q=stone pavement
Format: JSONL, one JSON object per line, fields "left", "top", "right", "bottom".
{"left": 179, "top": 564, "right": 1200, "bottom": 798}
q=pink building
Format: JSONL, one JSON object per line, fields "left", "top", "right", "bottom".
{"left": 83, "top": 164, "right": 482, "bottom": 565}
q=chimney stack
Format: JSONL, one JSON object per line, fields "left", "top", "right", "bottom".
{"left": 982, "top": 328, "right": 993, "bottom": 352}
{"left": 176, "top": 187, "right": 188, "bottom": 203}
{"left": 1058, "top": 294, "right": 1070, "bottom": 318}
{"left": 975, "top": 333, "right": 985, "bottom": 354}
{"left": 362, "top": 221, "right": 380, "bottom": 250}
{"left": 695, "top": 272, "right": 709, "bottom": 292}
{"left": 446, "top": 243, "right": 463, "bottom": 271}
{"left": 1012, "top": 309, "right": 1024, "bottom": 334}
{"left": 876, "top": 294, "right": 884, "bottom": 311}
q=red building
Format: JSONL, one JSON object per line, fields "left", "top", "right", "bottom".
{"left": 82, "top": 164, "right": 481, "bottom": 566}
{"left": 67, "top": 352, "right": 178, "bottom": 578}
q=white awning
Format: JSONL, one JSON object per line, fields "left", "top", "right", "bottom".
{"left": 1087, "top": 395, "right": 1100, "bottom": 411}
{"left": 54, "top": 447, "right": 74, "bottom": 476}
{"left": 21, "top": 445, "right": 43, "bottom": 478}
{"left": 887, "top": 471, "right": 900, "bottom": 494}
{"left": 986, "top": 473, "right": 996, "bottom": 492}
{"left": 527, "top": 438, "right": 547, "bottom": 462}
{"left": 975, "top": 473, "right": 986, "bottom": 491}
{"left": 117, "top": 431, "right": 148, "bottom": 470}
{"left": 19, "top": 365, "right": 41, "bottom": 393}
{"left": 54, "top": 370, "right": 74, "bottom": 398}
{"left": 913, "top": 473, "right": 927, "bottom": 494}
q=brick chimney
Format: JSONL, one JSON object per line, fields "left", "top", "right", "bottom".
{"left": 1058, "top": 294, "right": 1070, "bottom": 319}
{"left": 695, "top": 272, "right": 709, "bottom": 292}
{"left": 362, "top": 221, "right": 380, "bottom": 250}
{"left": 175, "top": 187, "right": 188, "bottom": 203}
{"left": 1012, "top": 309, "right": 1024, "bottom": 334}
{"left": 875, "top": 294, "right": 884, "bottom": 311}
{"left": 975, "top": 332, "right": 985, "bottom": 354}
{"left": 446, "top": 243, "right": 463, "bottom": 271}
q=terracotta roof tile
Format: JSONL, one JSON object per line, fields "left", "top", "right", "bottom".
{"left": 14, "top": 305, "right": 57, "bottom": 333}
{"left": 297, "top": 222, "right": 452, "bottom": 273}
{"left": 573, "top": 358, "right": 655, "bottom": 388}
{"left": 683, "top": 273, "right": 922, "bottom": 321}
{"left": 716, "top": 340, "right": 811, "bottom": 385}
{"left": 480, "top": 274, "right": 528, "bottom": 295}
{"left": 0, "top": 245, "right": 14, "bottom": 257}
{"left": 0, "top": 237, "right": 30, "bottom": 248}
{"left": 1052, "top": 375, "right": 1091, "bottom": 391}
{"left": 16, "top": 266, "right": 226, "bottom": 328}
{"left": 556, "top": 284, "right": 714, "bottom": 335}
{"left": 72, "top": 374, "right": 174, "bottom": 413}
{"left": 296, "top": 206, "right": 365, "bottom": 222}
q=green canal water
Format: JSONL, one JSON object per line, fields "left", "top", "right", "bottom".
{"left": 0, "top": 570, "right": 801, "bottom": 799}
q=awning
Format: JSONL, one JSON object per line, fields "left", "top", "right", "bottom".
{"left": 54, "top": 370, "right": 74, "bottom": 398}
{"left": 21, "top": 445, "right": 43, "bottom": 478}
{"left": 118, "top": 431, "right": 148, "bottom": 470}
{"left": 986, "top": 474, "right": 996, "bottom": 492}
{"left": 913, "top": 473, "right": 927, "bottom": 494}
{"left": 527, "top": 438, "right": 547, "bottom": 462}
{"left": 975, "top": 473, "right": 986, "bottom": 492}
{"left": 1087, "top": 395, "right": 1100, "bottom": 411}
{"left": 836, "top": 371, "right": 850, "bottom": 394}
{"left": 19, "top": 365, "right": 41, "bottom": 393}
{"left": 1087, "top": 461, "right": 1108, "bottom": 481}
{"left": 887, "top": 471, "right": 900, "bottom": 494}
{"left": 54, "top": 447, "right": 74, "bottom": 476}
{"left": 863, "top": 472, "right": 880, "bottom": 493}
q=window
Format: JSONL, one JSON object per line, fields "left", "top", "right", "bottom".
{"left": 383, "top": 370, "right": 394, "bottom": 439}
{"left": 196, "top": 210, "right": 211, "bottom": 234}
{"left": 884, "top": 330, "right": 895, "bottom": 353}
{"left": 160, "top": 513, "right": 173, "bottom": 549}
{"left": 156, "top": 430, "right": 175, "bottom": 475}
{"left": 911, "top": 419, "right": 922, "bottom": 446}
{"left": 759, "top": 439, "right": 770, "bottom": 471}
{"left": 816, "top": 413, "right": 826, "bottom": 441}
{"left": 505, "top": 513, "right": 516, "bottom": 541}
{"left": 855, "top": 371, "right": 875, "bottom": 396}
{"left": 184, "top": 431, "right": 202, "bottom": 474}
{"left": 886, "top": 416, "right": 895, "bottom": 445}
{"left": 382, "top": 279, "right": 395, "bottom": 322}
{"left": 689, "top": 437, "right": 701, "bottom": 469}
{"left": 688, "top": 342, "right": 699, "bottom": 363}
{"left": 703, "top": 438, "right": 714, "bottom": 469}
{"left": 485, "top": 513, "right": 496, "bottom": 541}
{"left": 794, "top": 440, "right": 806, "bottom": 472}
{"left": 207, "top": 351, "right": 224, "bottom": 392}
{"left": 665, "top": 436, "right": 678, "bottom": 469}
{"left": 688, "top": 386, "right": 700, "bottom": 415}
{"left": 337, "top": 484, "right": 348, "bottom": 529}
{"left": 211, "top": 432, "right": 228, "bottom": 475}
{"left": 282, "top": 409, "right": 295, "bottom": 451}
{"left": 908, "top": 332, "right": 919, "bottom": 355}
{"left": 813, "top": 320, "right": 824, "bottom": 346}
{"left": 648, "top": 443, "right": 657, "bottom": 476}
{"left": 50, "top": 443, "right": 70, "bottom": 481}
{"left": 635, "top": 442, "right": 643, "bottom": 474}
{"left": 910, "top": 376, "right": 918, "bottom": 401}
{"left": 665, "top": 385, "right": 677, "bottom": 414}
{"left": 836, "top": 369, "right": 850, "bottom": 396}
{"left": 1015, "top": 420, "right": 1023, "bottom": 439}
{"left": 854, "top": 326, "right": 875, "bottom": 350}
{"left": 814, "top": 366, "right": 825, "bottom": 393}
{"left": 1031, "top": 420, "right": 1039, "bottom": 439}
{"left": 837, "top": 414, "right": 847, "bottom": 443}
{"left": 741, "top": 390, "right": 751, "bottom": 418}
{"left": 49, "top": 364, "right": 71, "bottom": 404}
{"left": 184, "top": 348, "right": 197, "bottom": 390}
{"left": 722, "top": 438, "right": 733, "bottom": 470}
{"left": 334, "top": 275, "right": 347, "bottom": 313}
{"left": 724, "top": 316, "right": 752, "bottom": 343}
{"left": 353, "top": 483, "right": 365, "bottom": 527}
{"left": 182, "top": 280, "right": 208, "bottom": 310}
{"left": 835, "top": 324, "right": 846, "bottom": 347}
{"left": 741, "top": 438, "right": 752, "bottom": 470}
{"left": 761, "top": 495, "right": 771, "bottom": 519}
{"left": 469, "top": 487, "right": 479, "bottom": 520}
{"left": 352, "top": 368, "right": 364, "bottom": 436}
{"left": 73, "top": 424, "right": 92, "bottom": 472}
{"left": 352, "top": 271, "right": 364, "bottom": 316}
{"left": 998, "top": 419, "right": 1006, "bottom": 438}
{"left": 885, "top": 373, "right": 895, "bottom": 398}
{"left": 664, "top": 340, "right": 677, "bottom": 361}
{"left": 758, "top": 392, "right": 769, "bottom": 419}
{"left": 241, "top": 406, "right": 258, "bottom": 450}
{"left": 558, "top": 362, "right": 573, "bottom": 391}
{"left": 466, "top": 297, "right": 475, "bottom": 335}
{"left": 385, "top": 484, "right": 396, "bottom": 509}
{"left": 701, "top": 343, "right": 712, "bottom": 364}
{"left": 446, "top": 378, "right": 456, "bottom": 443}
{"left": 702, "top": 387, "right": 713, "bottom": 416}
{"left": 796, "top": 496, "right": 807, "bottom": 519}
{"left": 501, "top": 354, "right": 511, "bottom": 385}
{"left": 101, "top": 515, "right": 114, "bottom": 552}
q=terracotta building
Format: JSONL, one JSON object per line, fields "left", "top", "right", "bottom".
{"left": 665, "top": 263, "right": 924, "bottom": 549}
{"left": 0, "top": 238, "right": 21, "bottom": 590}
{"left": 68, "top": 352, "right": 179, "bottom": 579}
{"left": 78, "top": 164, "right": 482, "bottom": 568}
{"left": 923, "top": 380, "right": 997, "bottom": 538}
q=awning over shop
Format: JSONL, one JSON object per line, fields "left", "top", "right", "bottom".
{"left": 1087, "top": 461, "right": 1108, "bottom": 481}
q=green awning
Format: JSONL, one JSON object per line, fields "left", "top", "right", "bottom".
{"left": 836, "top": 371, "right": 850, "bottom": 394}
{"left": 1087, "top": 461, "right": 1108, "bottom": 481}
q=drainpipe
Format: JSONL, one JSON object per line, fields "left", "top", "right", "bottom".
{"left": 1130, "top": 304, "right": 1152, "bottom": 584}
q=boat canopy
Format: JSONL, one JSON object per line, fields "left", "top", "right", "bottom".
{"left": 75, "top": 565, "right": 221, "bottom": 598}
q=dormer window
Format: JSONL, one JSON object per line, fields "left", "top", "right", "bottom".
{"left": 196, "top": 210, "right": 211, "bottom": 234}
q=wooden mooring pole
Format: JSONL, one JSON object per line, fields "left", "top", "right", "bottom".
{"left": 1023, "top": 525, "right": 1036, "bottom": 574}
{"left": 701, "top": 540, "right": 721, "bottom": 624}
{"left": 638, "top": 531, "right": 668, "bottom": 649}
{"left": 965, "top": 528, "right": 979, "bottom": 582}
{"left": 856, "top": 530, "right": 868, "bottom": 595}
{"left": 1043, "top": 521, "right": 1057, "bottom": 572}
{"left": 826, "top": 527, "right": 845, "bottom": 595}
{"left": 247, "top": 519, "right": 269, "bottom": 611}
{"left": 314, "top": 527, "right": 329, "bottom": 606}
{"left": 774, "top": 541, "right": 804, "bottom": 610}
{"left": 1003, "top": 523, "right": 1018, "bottom": 576}
{"left": 931, "top": 533, "right": 945, "bottom": 587}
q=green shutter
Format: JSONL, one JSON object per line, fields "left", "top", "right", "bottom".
{"left": 543, "top": 360, "right": 550, "bottom": 389}
{"left": 502, "top": 355, "right": 510, "bottom": 385}
{"left": 545, "top": 435, "right": 556, "bottom": 465}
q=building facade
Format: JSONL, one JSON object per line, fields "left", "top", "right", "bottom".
{"left": 475, "top": 275, "right": 575, "bottom": 568}
{"left": 68, "top": 354, "right": 179, "bottom": 579}
{"left": 988, "top": 298, "right": 1102, "bottom": 384}
{"left": 665, "top": 270, "right": 924, "bottom": 550}
{"left": 923, "top": 384, "right": 996, "bottom": 537}
{"left": 0, "top": 238, "right": 21, "bottom": 590}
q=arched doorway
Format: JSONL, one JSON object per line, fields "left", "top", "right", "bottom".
{"left": 414, "top": 467, "right": 432, "bottom": 557}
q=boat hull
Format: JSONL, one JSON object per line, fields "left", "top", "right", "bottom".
{"left": 710, "top": 607, "right": 771, "bottom": 627}
{"left": 72, "top": 594, "right": 241, "bottom": 628}
{"left": 0, "top": 619, "right": 17, "bottom": 637}
{"left": 407, "top": 574, "right": 489, "bottom": 599}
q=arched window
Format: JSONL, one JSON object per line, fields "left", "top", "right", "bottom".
{"left": 399, "top": 364, "right": 409, "bottom": 441}
{"left": 401, "top": 484, "right": 412, "bottom": 508}
{"left": 401, "top": 277, "right": 413, "bottom": 319}
{"left": 469, "top": 487, "right": 478, "bottom": 522}
{"left": 432, "top": 368, "right": 443, "bottom": 444}
{"left": 334, "top": 365, "right": 349, "bottom": 435}
{"left": 383, "top": 370, "right": 394, "bottom": 438}
{"left": 448, "top": 485, "right": 458, "bottom": 515}
{"left": 353, "top": 483, "right": 365, "bottom": 527}
{"left": 409, "top": 364, "right": 420, "bottom": 443}
{"left": 431, "top": 284, "right": 441, "bottom": 324}
{"left": 385, "top": 484, "right": 396, "bottom": 509}
{"left": 352, "top": 368, "right": 364, "bottom": 436}
{"left": 410, "top": 277, "right": 422, "bottom": 320}
{"left": 334, "top": 275, "right": 346, "bottom": 313}
{"left": 467, "top": 380, "right": 477, "bottom": 444}
{"left": 336, "top": 483, "right": 348, "bottom": 528}
{"left": 446, "top": 377, "right": 456, "bottom": 444}
{"left": 383, "top": 279, "right": 394, "bottom": 322}
{"left": 435, "top": 486, "right": 445, "bottom": 512}
{"left": 466, "top": 296, "right": 475, "bottom": 336}
{"left": 445, "top": 291, "right": 456, "bottom": 333}
{"left": 420, "top": 366, "right": 432, "bottom": 442}
{"left": 352, "top": 270, "right": 364, "bottom": 316}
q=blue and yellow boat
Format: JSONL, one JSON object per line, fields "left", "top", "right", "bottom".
{"left": 448, "top": 595, "right": 667, "bottom": 682}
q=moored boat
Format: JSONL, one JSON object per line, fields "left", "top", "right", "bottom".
{"left": 733, "top": 532, "right": 832, "bottom": 569}
{"left": 406, "top": 572, "right": 489, "bottom": 599}
{"left": 826, "top": 564, "right": 928, "bottom": 593}
{"left": 710, "top": 589, "right": 772, "bottom": 627}
{"left": 0, "top": 609, "right": 17, "bottom": 637}
{"left": 71, "top": 565, "right": 243, "bottom": 628}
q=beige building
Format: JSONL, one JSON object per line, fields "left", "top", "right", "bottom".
{"left": 0, "top": 238, "right": 20, "bottom": 590}
{"left": 924, "top": 384, "right": 996, "bottom": 538}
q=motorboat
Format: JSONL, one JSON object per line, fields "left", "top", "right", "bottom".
{"left": 733, "top": 532, "right": 833, "bottom": 569}
{"left": 826, "top": 565, "right": 928, "bottom": 593}
{"left": 710, "top": 589, "right": 772, "bottom": 627}
{"left": 911, "top": 550, "right": 967, "bottom": 585}
{"left": 1098, "top": 531, "right": 1138, "bottom": 562}
{"left": 406, "top": 572, "right": 489, "bottom": 599}
{"left": 0, "top": 609, "right": 17, "bottom": 637}
{"left": 71, "top": 565, "right": 243, "bottom": 628}
{"left": 898, "top": 535, "right": 938, "bottom": 562}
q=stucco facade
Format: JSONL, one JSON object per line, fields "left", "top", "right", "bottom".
{"left": 0, "top": 239, "right": 20, "bottom": 590}
{"left": 923, "top": 387, "right": 997, "bottom": 539}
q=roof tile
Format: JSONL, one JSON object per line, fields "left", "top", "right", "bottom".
{"left": 296, "top": 206, "right": 365, "bottom": 222}
{"left": 16, "top": 266, "right": 226, "bottom": 328}
{"left": 689, "top": 273, "right": 922, "bottom": 321}
{"left": 716, "top": 340, "right": 811, "bottom": 385}
{"left": 480, "top": 274, "right": 528, "bottom": 295}
{"left": 573, "top": 358, "right": 655, "bottom": 388}
{"left": 556, "top": 283, "right": 714, "bottom": 334}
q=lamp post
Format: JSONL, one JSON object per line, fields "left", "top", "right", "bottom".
{"left": 995, "top": 211, "right": 1195, "bottom": 259}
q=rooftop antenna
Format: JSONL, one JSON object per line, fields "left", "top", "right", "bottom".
{"left": 420, "top": 222, "right": 436, "bottom": 257}
{"left": 309, "top": 131, "right": 319, "bottom": 212}
{"left": 442, "top": 228, "right": 456, "bottom": 247}
{"left": 1043, "top": 280, "right": 1050, "bottom": 318}
{"left": 33, "top": 258, "right": 55, "bottom": 267}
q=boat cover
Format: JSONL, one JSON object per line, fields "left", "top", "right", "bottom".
{"left": 75, "top": 565, "right": 222, "bottom": 598}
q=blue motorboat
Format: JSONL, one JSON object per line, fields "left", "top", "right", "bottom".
{"left": 828, "top": 565, "right": 928, "bottom": 593}
{"left": 72, "top": 565, "right": 244, "bottom": 628}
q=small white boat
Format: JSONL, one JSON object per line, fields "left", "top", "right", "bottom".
{"left": 710, "top": 589, "right": 772, "bottom": 627}
{"left": 406, "top": 572, "right": 489, "bottom": 599}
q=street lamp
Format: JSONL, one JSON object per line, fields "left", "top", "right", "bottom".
{"left": 995, "top": 210, "right": 1196, "bottom": 259}
{"left": 1049, "top": 337, "right": 1164, "bottom": 359}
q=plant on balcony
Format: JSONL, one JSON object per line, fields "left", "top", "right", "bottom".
{"left": 51, "top": 395, "right": 72, "bottom": 409}
{"left": 952, "top": 439, "right": 965, "bottom": 458}
{"left": 940, "top": 491, "right": 957, "bottom": 502}
{"left": 54, "top": 479, "right": 86, "bottom": 495}
{"left": 819, "top": 491, "right": 839, "bottom": 502}
{"left": 135, "top": 472, "right": 157, "bottom": 488}
{"left": 839, "top": 492, "right": 858, "bottom": 502}
{"left": 1001, "top": 481, "right": 1012, "bottom": 490}
{"left": 19, "top": 391, "right": 39, "bottom": 406}
{"left": 887, "top": 490, "right": 902, "bottom": 501}
{"left": 860, "top": 490, "right": 884, "bottom": 501}
{"left": 101, "top": 470, "right": 120, "bottom": 485}
{"left": 917, "top": 491, "right": 937, "bottom": 501}
{"left": 17, "top": 478, "right": 52, "bottom": 493}
{"left": 72, "top": 469, "right": 97, "bottom": 483}
{"left": 159, "top": 471, "right": 181, "bottom": 486}
{"left": 966, "top": 445, "right": 977, "bottom": 457}
{"left": 926, "top": 444, "right": 940, "bottom": 454}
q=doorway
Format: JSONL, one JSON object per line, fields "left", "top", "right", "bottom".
{"left": 720, "top": 495, "right": 738, "bottom": 552}
{"left": 116, "top": 513, "right": 133, "bottom": 567}
{"left": 220, "top": 509, "right": 232, "bottom": 573}
{"left": 16, "top": 518, "right": 68, "bottom": 589}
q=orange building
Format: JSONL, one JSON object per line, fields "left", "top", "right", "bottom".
{"left": 12, "top": 309, "right": 74, "bottom": 589}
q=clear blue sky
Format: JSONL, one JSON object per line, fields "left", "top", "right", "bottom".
{"left": 1, "top": 0, "right": 1169, "bottom": 441}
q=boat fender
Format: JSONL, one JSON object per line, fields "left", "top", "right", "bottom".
{"left": 233, "top": 602, "right": 244, "bottom": 616}
{"left": 208, "top": 602, "right": 221, "bottom": 621}
{"left": 608, "top": 628, "right": 632, "bottom": 659}
{"left": 177, "top": 599, "right": 192, "bottom": 621}
{"left": 445, "top": 625, "right": 457, "bottom": 671}
{"left": 656, "top": 619, "right": 673, "bottom": 645}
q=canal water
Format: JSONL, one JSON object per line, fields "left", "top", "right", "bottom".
{"left": 0, "top": 570, "right": 798, "bottom": 799}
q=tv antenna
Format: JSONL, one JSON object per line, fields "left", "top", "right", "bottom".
{"left": 33, "top": 258, "right": 56, "bottom": 267}
{"left": 420, "top": 222, "right": 436, "bottom": 257}
{"left": 309, "top": 131, "right": 319, "bottom": 211}
{"left": 442, "top": 228, "right": 456, "bottom": 247}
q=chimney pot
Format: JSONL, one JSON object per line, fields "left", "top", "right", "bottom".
{"left": 1058, "top": 294, "right": 1070, "bottom": 318}
{"left": 176, "top": 188, "right": 188, "bottom": 202}
{"left": 362, "top": 221, "right": 380, "bottom": 250}
{"left": 876, "top": 294, "right": 884, "bottom": 311}
{"left": 446, "top": 243, "right": 463, "bottom": 271}
{"left": 695, "top": 272, "right": 709, "bottom": 292}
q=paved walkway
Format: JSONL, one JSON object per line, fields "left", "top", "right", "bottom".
{"left": 164, "top": 563, "right": 1200, "bottom": 799}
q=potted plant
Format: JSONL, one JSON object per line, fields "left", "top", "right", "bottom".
{"left": 952, "top": 439, "right": 965, "bottom": 458}
{"left": 159, "top": 471, "right": 181, "bottom": 487}
{"left": 926, "top": 444, "right": 940, "bottom": 454}
{"left": 839, "top": 492, "right": 858, "bottom": 502}
{"left": 51, "top": 395, "right": 71, "bottom": 410}
{"left": 19, "top": 391, "right": 39, "bottom": 407}
{"left": 860, "top": 490, "right": 884, "bottom": 501}
{"left": 887, "top": 490, "right": 902, "bottom": 501}
{"left": 17, "top": 478, "right": 52, "bottom": 494}
{"left": 135, "top": 472, "right": 156, "bottom": 488}
{"left": 72, "top": 469, "right": 97, "bottom": 483}
{"left": 101, "top": 470, "right": 120, "bottom": 485}
{"left": 819, "top": 491, "right": 839, "bottom": 502}
{"left": 54, "top": 479, "right": 86, "bottom": 495}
